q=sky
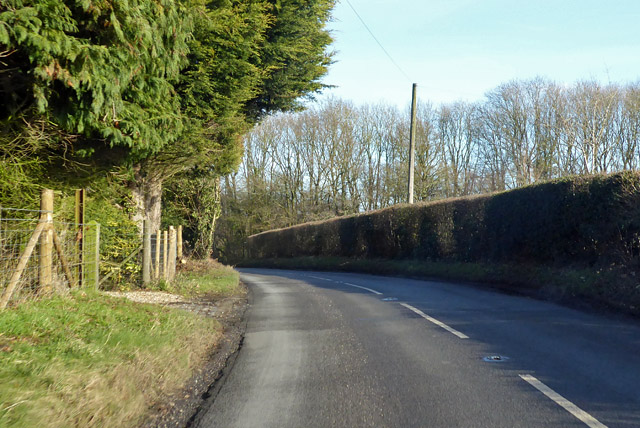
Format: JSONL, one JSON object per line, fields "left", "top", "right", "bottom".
{"left": 316, "top": 0, "right": 640, "bottom": 108}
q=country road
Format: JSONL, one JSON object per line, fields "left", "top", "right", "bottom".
{"left": 192, "top": 269, "right": 640, "bottom": 428}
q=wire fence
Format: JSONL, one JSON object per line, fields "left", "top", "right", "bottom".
{"left": 52, "top": 219, "right": 100, "bottom": 289}
{"left": 97, "top": 224, "right": 141, "bottom": 289}
{"left": 0, "top": 208, "right": 44, "bottom": 304}
{"left": 0, "top": 207, "right": 101, "bottom": 307}
{"left": 1, "top": 190, "right": 184, "bottom": 308}
{"left": 96, "top": 226, "right": 180, "bottom": 288}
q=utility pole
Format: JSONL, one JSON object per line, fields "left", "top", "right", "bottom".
{"left": 407, "top": 83, "right": 417, "bottom": 204}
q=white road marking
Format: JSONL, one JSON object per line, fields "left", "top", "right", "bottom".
{"left": 308, "top": 275, "right": 383, "bottom": 295}
{"left": 399, "top": 303, "right": 469, "bottom": 339}
{"left": 308, "top": 275, "right": 334, "bottom": 282}
{"left": 519, "top": 375, "right": 608, "bottom": 428}
{"left": 342, "top": 282, "right": 383, "bottom": 295}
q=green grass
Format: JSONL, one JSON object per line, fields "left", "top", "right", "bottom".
{"left": 153, "top": 259, "right": 241, "bottom": 299}
{"left": 0, "top": 259, "right": 242, "bottom": 428}
{"left": 240, "top": 257, "right": 640, "bottom": 316}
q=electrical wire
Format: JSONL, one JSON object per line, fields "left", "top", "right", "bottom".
{"left": 344, "top": 0, "right": 413, "bottom": 83}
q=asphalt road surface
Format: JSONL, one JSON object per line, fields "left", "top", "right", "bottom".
{"left": 193, "top": 269, "right": 640, "bottom": 428}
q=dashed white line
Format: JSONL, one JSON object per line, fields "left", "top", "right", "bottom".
{"left": 308, "top": 275, "right": 334, "bottom": 282}
{"left": 342, "top": 282, "right": 383, "bottom": 295}
{"left": 307, "top": 275, "right": 383, "bottom": 295}
{"left": 295, "top": 273, "right": 605, "bottom": 428}
{"left": 399, "top": 303, "right": 469, "bottom": 339}
{"left": 519, "top": 375, "right": 607, "bottom": 428}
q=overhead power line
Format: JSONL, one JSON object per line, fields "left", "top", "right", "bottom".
{"left": 344, "top": 0, "right": 412, "bottom": 83}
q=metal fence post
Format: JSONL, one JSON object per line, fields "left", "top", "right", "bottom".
{"left": 142, "top": 220, "right": 151, "bottom": 284}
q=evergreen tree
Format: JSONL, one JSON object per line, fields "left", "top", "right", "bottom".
{"left": 1, "top": 0, "right": 336, "bottom": 257}
{"left": 0, "top": 0, "right": 191, "bottom": 159}
{"left": 245, "top": 0, "right": 335, "bottom": 119}
{"left": 0, "top": 0, "right": 192, "bottom": 207}
{"left": 161, "top": 0, "right": 335, "bottom": 255}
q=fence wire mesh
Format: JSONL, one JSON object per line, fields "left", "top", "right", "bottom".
{"left": 52, "top": 219, "right": 100, "bottom": 288}
{"left": 1, "top": 204, "right": 183, "bottom": 304}
{"left": 150, "top": 231, "right": 176, "bottom": 281}
{"left": 0, "top": 207, "right": 100, "bottom": 305}
{"left": 0, "top": 208, "right": 43, "bottom": 303}
{"left": 97, "top": 225, "right": 141, "bottom": 289}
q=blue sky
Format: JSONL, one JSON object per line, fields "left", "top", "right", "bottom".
{"left": 316, "top": 0, "right": 640, "bottom": 108}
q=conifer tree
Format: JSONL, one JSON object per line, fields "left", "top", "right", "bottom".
{"left": 245, "top": 0, "right": 335, "bottom": 119}
{"left": 159, "top": 0, "right": 335, "bottom": 253}
{"left": 0, "top": 0, "right": 190, "bottom": 159}
{"left": 1, "top": 0, "right": 336, "bottom": 253}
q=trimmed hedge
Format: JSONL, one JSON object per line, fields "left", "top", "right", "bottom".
{"left": 247, "top": 172, "right": 640, "bottom": 269}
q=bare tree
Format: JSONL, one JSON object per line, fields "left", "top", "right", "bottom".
{"left": 436, "top": 101, "right": 479, "bottom": 197}
{"left": 568, "top": 81, "right": 620, "bottom": 174}
{"left": 615, "top": 84, "right": 640, "bottom": 170}
{"left": 218, "top": 78, "right": 640, "bottom": 259}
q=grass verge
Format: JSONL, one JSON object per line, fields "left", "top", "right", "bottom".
{"left": 153, "top": 259, "right": 241, "bottom": 300}
{"left": 0, "top": 259, "right": 241, "bottom": 428}
{"left": 239, "top": 257, "right": 640, "bottom": 317}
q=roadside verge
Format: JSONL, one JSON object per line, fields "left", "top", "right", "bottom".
{"left": 239, "top": 256, "right": 640, "bottom": 318}
{"left": 0, "top": 259, "right": 247, "bottom": 428}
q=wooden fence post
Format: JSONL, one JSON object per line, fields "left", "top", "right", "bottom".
{"left": 75, "top": 189, "right": 85, "bottom": 286}
{"left": 154, "top": 228, "right": 161, "bottom": 279}
{"left": 142, "top": 220, "right": 151, "bottom": 284}
{"left": 52, "top": 229, "right": 77, "bottom": 288}
{"left": 177, "top": 225, "right": 183, "bottom": 260}
{"left": 79, "top": 220, "right": 100, "bottom": 289}
{"left": 163, "top": 230, "right": 168, "bottom": 279}
{"left": 94, "top": 222, "right": 100, "bottom": 289}
{"left": 168, "top": 226, "right": 176, "bottom": 280}
{"left": 39, "top": 189, "right": 53, "bottom": 293}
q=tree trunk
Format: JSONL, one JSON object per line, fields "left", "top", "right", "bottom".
{"left": 193, "top": 176, "right": 221, "bottom": 258}
{"left": 130, "top": 164, "right": 163, "bottom": 234}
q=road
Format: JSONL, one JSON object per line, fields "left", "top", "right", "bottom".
{"left": 193, "top": 269, "right": 640, "bottom": 428}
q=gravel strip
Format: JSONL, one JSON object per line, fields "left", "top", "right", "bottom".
{"left": 103, "top": 291, "right": 218, "bottom": 317}
{"left": 103, "top": 291, "right": 190, "bottom": 305}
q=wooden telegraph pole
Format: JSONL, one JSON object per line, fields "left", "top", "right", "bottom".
{"left": 407, "top": 83, "right": 417, "bottom": 204}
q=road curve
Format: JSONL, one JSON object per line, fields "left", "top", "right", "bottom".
{"left": 193, "top": 269, "right": 640, "bottom": 428}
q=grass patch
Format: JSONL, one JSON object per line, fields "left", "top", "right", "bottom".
{"left": 149, "top": 259, "right": 241, "bottom": 300}
{"left": 240, "top": 257, "right": 640, "bottom": 316}
{"left": 0, "top": 289, "right": 222, "bottom": 428}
